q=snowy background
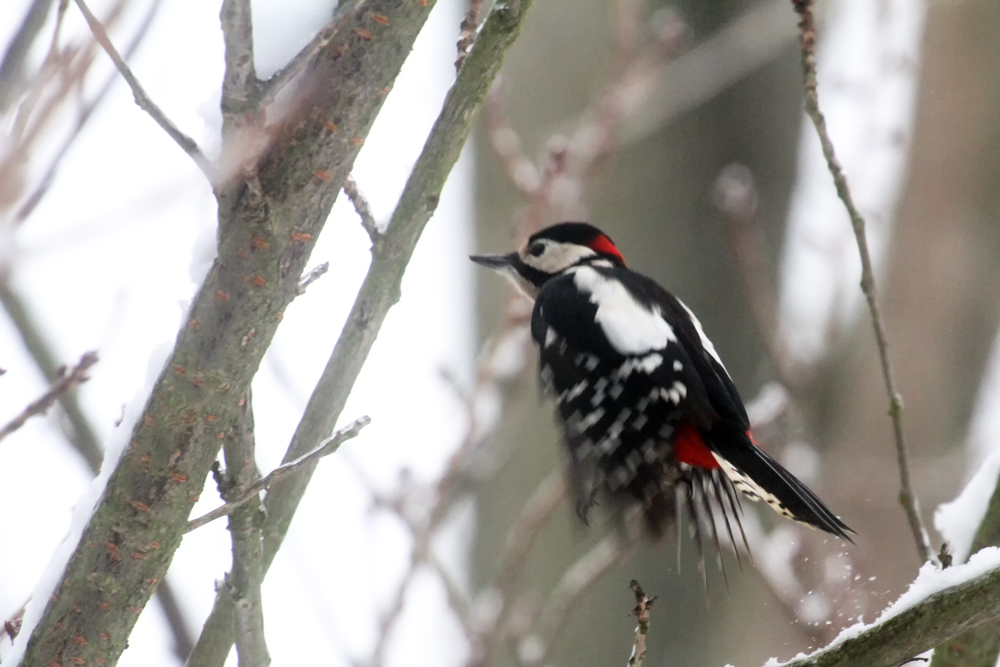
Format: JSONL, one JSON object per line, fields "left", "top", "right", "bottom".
{"left": 3, "top": 0, "right": 1000, "bottom": 665}
{"left": 0, "top": 0, "right": 474, "bottom": 665}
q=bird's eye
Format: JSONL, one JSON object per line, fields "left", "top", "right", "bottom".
{"left": 528, "top": 242, "right": 546, "bottom": 257}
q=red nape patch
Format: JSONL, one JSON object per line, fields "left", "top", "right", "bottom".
{"left": 588, "top": 235, "right": 626, "bottom": 266}
{"left": 674, "top": 422, "right": 720, "bottom": 469}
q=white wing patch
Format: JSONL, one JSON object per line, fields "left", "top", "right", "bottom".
{"left": 572, "top": 267, "right": 677, "bottom": 355}
{"left": 677, "top": 298, "right": 727, "bottom": 371}
{"left": 713, "top": 453, "right": 796, "bottom": 520}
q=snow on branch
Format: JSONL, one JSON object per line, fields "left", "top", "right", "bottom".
{"left": 762, "top": 549, "right": 1000, "bottom": 667}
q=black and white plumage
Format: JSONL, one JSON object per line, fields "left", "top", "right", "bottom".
{"left": 471, "top": 222, "right": 852, "bottom": 554}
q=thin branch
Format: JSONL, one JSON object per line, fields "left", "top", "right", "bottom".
{"left": 255, "top": 0, "right": 369, "bottom": 108}
{"left": 456, "top": 0, "right": 485, "bottom": 70}
{"left": 186, "top": 415, "right": 370, "bottom": 533}
{"left": 0, "top": 351, "right": 97, "bottom": 443}
{"left": 0, "top": 0, "right": 56, "bottom": 111}
{"left": 223, "top": 392, "right": 270, "bottom": 667}
{"left": 219, "top": 0, "right": 257, "bottom": 122}
{"left": 344, "top": 175, "right": 379, "bottom": 240}
{"left": 297, "top": 262, "right": 329, "bottom": 294}
{"left": 791, "top": 0, "right": 933, "bottom": 566}
{"left": 14, "top": 0, "right": 163, "bottom": 223}
{"left": 627, "top": 580, "right": 654, "bottom": 667}
{"left": 71, "top": 0, "right": 217, "bottom": 182}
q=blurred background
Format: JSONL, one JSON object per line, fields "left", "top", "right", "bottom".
{"left": 2, "top": 0, "right": 1000, "bottom": 666}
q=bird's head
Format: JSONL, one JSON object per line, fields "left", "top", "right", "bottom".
{"left": 470, "top": 222, "right": 626, "bottom": 298}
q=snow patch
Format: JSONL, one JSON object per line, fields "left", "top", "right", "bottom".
{"left": 763, "top": 548, "right": 1000, "bottom": 666}
{"left": 935, "top": 450, "right": 1000, "bottom": 564}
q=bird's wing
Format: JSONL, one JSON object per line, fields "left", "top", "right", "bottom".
{"left": 530, "top": 270, "right": 719, "bottom": 428}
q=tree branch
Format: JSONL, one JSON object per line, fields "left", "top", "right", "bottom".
{"left": 219, "top": 0, "right": 257, "bottom": 123}
{"left": 185, "top": 415, "right": 370, "bottom": 533}
{"left": 255, "top": 0, "right": 369, "bottom": 109}
{"left": 0, "top": 351, "right": 97, "bottom": 443}
{"left": 222, "top": 392, "right": 269, "bottom": 667}
{"left": 14, "top": 0, "right": 440, "bottom": 664}
{"left": 0, "top": 0, "right": 55, "bottom": 111}
{"left": 297, "top": 262, "right": 329, "bottom": 294}
{"left": 930, "top": 470, "right": 1000, "bottom": 666}
{"left": 627, "top": 580, "right": 654, "bottom": 667}
{"left": 344, "top": 174, "right": 379, "bottom": 240}
{"left": 772, "top": 559, "right": 1000, "bottom": 667}
{"left": 791, "top": 0, "right": 933, "bottom": 565}
{"left": 185, "top": 2, "right": 536, "bottom": 664}
{"left": 72, "top": 0, "right": 217, "bottom": 182}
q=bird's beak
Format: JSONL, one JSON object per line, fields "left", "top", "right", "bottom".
{"left": 469, "top": 252, "right": 518, "bottom": 271}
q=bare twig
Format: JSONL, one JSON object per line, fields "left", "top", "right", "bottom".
{"left": 627, "top": 580, "right": 654, "bottom": 667}
{"left": 219, "top": 0, "right": 257, "bottom": 122}
{"left": 255, "top": 0, "right": 368, "bottom": 108}
{"left": 0, "top": 351, "right": 97, "bottom": 443}
{"left": 456, "top": 0, "right": 486, "bottom": 70}
{"left": 297, "top": 262, "right": 330, "bottom": 294}
{"left": 791, "top": 0, "right": 933, "bottom": 565}
{"left": 14, "top": 0, "right": 163, "bottom": 223}
{"left": 223, "top": 392, "right": 270, "bottom": 667}
{"left": 72, "top": 0, "right": 217, "bottom": 182}
{"left": 0, "top": 0, "right": 55, "bottom": 111}
{"left": 185, "top": 416, "right": 370, "bottom": 533}
{"left": 344, "top": 175, "right": 378, "bottom": 240}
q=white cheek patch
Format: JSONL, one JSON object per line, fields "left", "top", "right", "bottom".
{"left": 572, "top": 267, "right": 676, "bottom": 355}
{"left": 522, "top": 241, "right": 597, "bottom": 274}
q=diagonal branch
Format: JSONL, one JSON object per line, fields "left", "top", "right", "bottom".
{"left": 344, "top": 175, "right": 378, "bottom": 240}
{"left": 185, "top": 415, "right": 370, "bottom": 533}
{"left": 772, "top": 558, "right": 1000, "bottom": 667}
{"left": 13, "top": 2, "right": 442, "bottom": 666}
{"left": 0, "top": 351, "right": 97, "bottom": 443}
{"left": 185, "top": 3, "right": 537, "bottom": 665}
{"left": 255, "top": 0, "right": 369, "bottom": 109}
{"left": 72, "top": 0, "right": 217, "bottom": 182}
{"left": 791, "top": 0, "right": 933, "bottom": 565}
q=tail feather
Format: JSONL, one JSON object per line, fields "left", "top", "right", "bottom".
{"left": 712, "top": 433, "right": 854, "bottom": 540}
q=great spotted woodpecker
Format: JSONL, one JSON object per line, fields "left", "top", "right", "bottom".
{"left": 471, "top": 222, "right": 852, "bottom": 553}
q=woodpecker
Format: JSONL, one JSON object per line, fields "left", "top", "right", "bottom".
{"left": 471, "top": 222, "right": 852, "bottom": 554}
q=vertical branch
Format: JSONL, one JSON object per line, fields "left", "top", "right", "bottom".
{"left": 627, "top": 580, "right": 654, "bottom": 667}
{"left": 72, "top": 0, "right": 217, "bottom": 181}
{"left": 222, "top": 392, "right": 270, "bottom": 667}
{"left": 791, "top": 0, "right": 933, "bottom": 565}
